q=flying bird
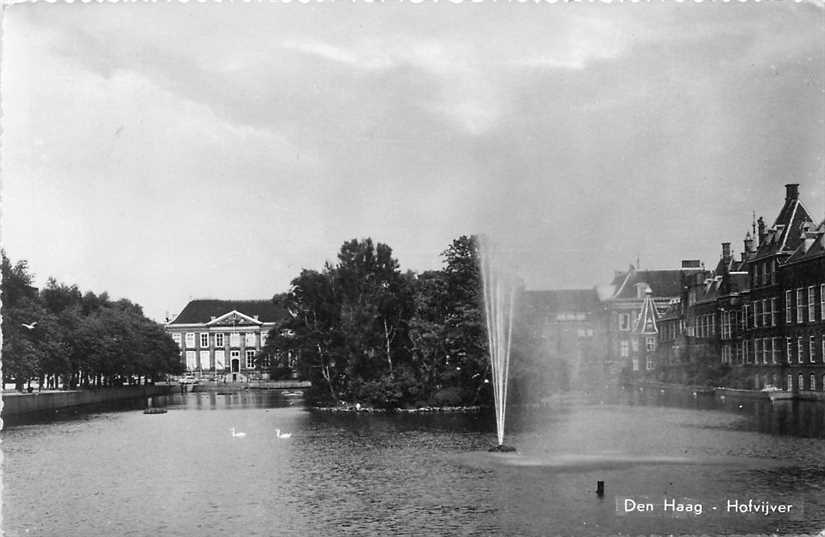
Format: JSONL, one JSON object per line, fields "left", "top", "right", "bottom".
{"left": 21, "top": 322, "right": 37, "bottom": 330}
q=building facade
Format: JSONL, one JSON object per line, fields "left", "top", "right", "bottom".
{"left": 598, "top": 263, "right": 702, "bottom": 380}
{"left": 779, "top": 217, "right": 825, "bottom": 393}
{"left": 522, "top": 289, "right": 606, "bottom": 389}
{"left": 166, "top": 300, "right": 287, "bottom": 381}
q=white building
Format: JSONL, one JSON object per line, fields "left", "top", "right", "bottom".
{"left": 166, "top": 299, "right": 285, "bottom": 381}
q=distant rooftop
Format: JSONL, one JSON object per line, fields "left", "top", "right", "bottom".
{"left": 169, "top": 299, "right": 287, "bottom": 325}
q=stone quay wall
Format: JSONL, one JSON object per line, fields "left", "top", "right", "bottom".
{"left": 1, "top": 385, "right": 173, "bottom": 418}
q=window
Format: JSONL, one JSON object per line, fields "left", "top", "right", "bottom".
{"left": 762, "top": 338, "right": 769, "bottom": 365}
{"left": 632, "top": 358, "right": 639, "bottom": 371}
{"left": 787, "top": 374, "right": 793, "bottom": 391}
{"left": 744, "top": 304, "right": 751, "bottom": 331}
{"left": 229, "top": 332, "right": 241, "bottom": 347}
{"left": 771, "top": 337, "right": 779, "bottom": 364}
{"left": 786, "top": 337, "right": 793, "bottom": 363}
{"left": 770, "top": 298, "right": 777, "bottom": 327}
{"left": 809, "top": 287, "right": 816, "bottom": 323}
{"left": 620, "top": 340, "right": 629, "bottom": 358}
{"left": 735, "top": 342, "right": 743, "bottom": 364}
{"left": 199, "top": 350, "right": 210, "bottom": 370}
{"left": 215, "top": 333, "right": 224, "bottom": 347}
{"left": 631, "top": 338, "right": 639, "bottom": 352}
{"left": 646, "top": 357, "right": 654, "bottom": 370}
{"left": 810, "top": 336, "right": 816, "bottom": 363}
{"left": 261, "top": 332, "right": 269, "bottom": 346}
{"left": 762, "top": 299, "right": 769, "bottom": 327}
{"left": 744, "top": 340, "right": 750, "bottom": 363}
{"left": 753, "top": 301, "right": 760, "bottom": 328}
{"left": 246, "top": 350, "right": 256, "bottom": 369}
{"left": 172, "top": 333, "right": 182, "bottom": 349}
{"left": 754, "top": 339, "right": 761, "bottom": 365}
{"left": 785, "top": 290, "right": 793, "bottom": 324}
{"left": 200, "top": 333, "right": 209, "bottom": 348}
{"left": 798, "top": 336, "right": 804, "bottom": 363}
{"left": 646, "top": 336, "right": 656, "bottom": 352}
{"left": 798, "top": 374, "right": 805, "bottom": 391}
{"left": 811, "top": 374, "right": 817, "bottom": 392}
{"left": 185, "top": 332, "right": 195, "bottom": 348}
{"left": 762, "top": 262, "right": 768, "bottom": 285}
{"left": 822, "top": 336, "right": 825, "bottom": 364}
{"left": 619, "top": 313, "right": 631, "bottom": 331}
{"left": 185, "top": 350, "right": 197, "bottom": 370}
{"left": 821, "top": 284, "right": 825, "bottom": 321}
{"left": 797, "top": 288, "right": 805, "bottom": 324}
{"left": 245, "top": 333, "right": 256, "bottom": 347}
{"left": 214, "top": 350, "right": 226, "bottom": 370}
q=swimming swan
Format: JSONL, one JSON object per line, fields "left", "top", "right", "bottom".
{"left": 276, "top": 428, "right": 292, "bottom": 439}
{"left": 230, "top": 427, "right": 246, "bottom": 438}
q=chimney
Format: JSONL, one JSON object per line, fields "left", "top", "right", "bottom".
{"left": 757, "top": 217, "right": 766, "bottom": 244}
{"left": 785, "top": 183, "right": 799, "bottom": 201}
{"left": 721, "top": 242, "right": 731, "bottom": 262}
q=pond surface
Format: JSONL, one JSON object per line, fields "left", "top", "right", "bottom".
{"left": 3, "top": 388, "right": 825, "bottom": 536}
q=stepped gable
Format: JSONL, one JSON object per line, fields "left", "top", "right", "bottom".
{"left": 170, "top": 299, "right": 287, "bottom": 324}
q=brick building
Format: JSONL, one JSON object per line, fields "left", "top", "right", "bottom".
{"left": 598, "top": 263, "right": 702, "bottom": 380}
{"left": 779, "top": 217, "right": 825, "bottom": 393}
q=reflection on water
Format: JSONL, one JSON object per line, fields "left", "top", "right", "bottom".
{"left": 3, "top": 388, "right": 825, "bottom": 536}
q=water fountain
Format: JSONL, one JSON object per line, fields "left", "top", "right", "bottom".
{"left": 478, "top": 237, "right": 518, "bottom": 452}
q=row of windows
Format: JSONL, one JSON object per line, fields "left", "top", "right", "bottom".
{"left": 725, "top": 335, "right": 825, "bottom": 365}
{"left": 172, "top": 332, "right": 268, "bottom": 350}
{"left": 184, "top": 349, "right": 263, "bottom": 370}
{"left": 751, "top": 259, "right": 777, "bottom": 288}
{"left": 631, "top": 356, "right": 655, "bottom": 372}
{"left": 785, "top": 285, "right": 825, "bottom": 325}
{"left": 695, "top": 313, "right": 716, "bottom": 338}
{"left": 619, "top": 337, "right": 657, "bottom": 357}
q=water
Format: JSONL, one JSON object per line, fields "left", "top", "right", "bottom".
{"left": 4, "top": 389, "right": 825, "bottom": 536}
{"left": 478, "top": 237, "right": 517, "bottom": 447}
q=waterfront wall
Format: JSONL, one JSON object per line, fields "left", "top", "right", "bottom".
{"left": 1, "top": 385, "right": 173, "bottom": 418}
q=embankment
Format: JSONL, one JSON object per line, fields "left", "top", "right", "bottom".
{"left": 2, "top": 384, "right": 173, "bottom": 420}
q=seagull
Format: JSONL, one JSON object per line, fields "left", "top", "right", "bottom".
{"left": 230, "top": 427, "right": 246, "bottom": 438}
{"left": 21, "top": 322, "right": 37, "bottom": 330}
{"left": 276, "top": 428, "right": 292, "bottom": 439}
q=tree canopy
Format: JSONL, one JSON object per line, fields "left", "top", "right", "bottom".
{"left": 2, "top": 251, "right": 183, "bottom": 390}
{"left": 263, "top": 235, "right": 543, "bottom": 409}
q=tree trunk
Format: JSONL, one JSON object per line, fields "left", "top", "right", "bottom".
{"left": 383, "top": 319, "right": 393, "bottom": 373}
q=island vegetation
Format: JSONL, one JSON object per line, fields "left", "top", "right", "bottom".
{"left": 262, "top": 235, "right": 550, "bottom": 410}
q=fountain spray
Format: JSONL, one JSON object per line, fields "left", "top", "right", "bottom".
{"left": 478, "top": 236, "right": 517, "bottom": 452}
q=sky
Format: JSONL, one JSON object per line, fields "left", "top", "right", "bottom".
{"left": 2, "top": 1, "right": 824, "bottom": 322}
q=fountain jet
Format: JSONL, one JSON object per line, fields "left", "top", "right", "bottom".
{"left": 478, "top": 237, "right": 517, "bottom": 450}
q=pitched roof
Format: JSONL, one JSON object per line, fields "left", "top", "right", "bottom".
{"left": 754, "top": 189, "right": 814, "bottom": 259}
{"left": 785, "top": 218, "right": 825, "bottom": 264}
{"left": 170, "top": 299, "right": 287, "bottom": 325}
{"left": 607, "top": 268, "right": 698, "bottom": 300}
{"left": 523, "top": 289, "right": 600, "bottom": 314}
{"left": 633, "top": 291, "right": 659, "bottom": 335}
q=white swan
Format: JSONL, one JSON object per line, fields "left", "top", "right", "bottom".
{"left": 230, "top": 427, "right": 246, "bottom": 438}
{"left": 276, "top": 428, "right": 292, "bottom": 439}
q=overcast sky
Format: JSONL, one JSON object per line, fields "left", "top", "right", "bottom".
{"left": 3, "top": 2, "right": 824, "bottom": 322}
